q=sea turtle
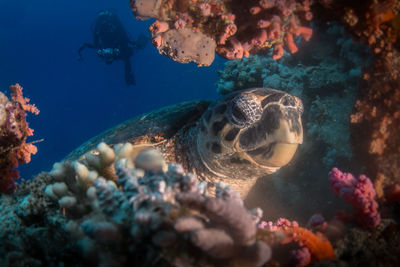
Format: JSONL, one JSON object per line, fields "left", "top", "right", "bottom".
{"left": 65, "top": 88, "right": 303, "bottom": 197}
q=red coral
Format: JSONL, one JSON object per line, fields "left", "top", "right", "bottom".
{"left": 0, "top": 84, "right": 40, "bottom": 193}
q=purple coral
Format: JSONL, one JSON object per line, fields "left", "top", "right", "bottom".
{"left": 291, "top": 246, "right": 311, "bottom": 267}
{"left": 176, "top": 190, "right": 271, "bottom": 265}
{"left": 329, "top": 167, "right": 381, "bottom": 228}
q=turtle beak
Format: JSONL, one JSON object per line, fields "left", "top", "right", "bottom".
{"left": 261, "top": 143, "right": 299, "bottom": 167}
{"left": 244, "top": 141, "right": 300, "bottom": 168}
{"left": 273, "top": 118, "right": 303, "bottom": 145}
{"left": 243, "top": 104, "right": 303, "bottom": 168}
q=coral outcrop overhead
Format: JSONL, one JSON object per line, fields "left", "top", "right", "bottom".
{"left": 0, "top": 84, "right": 39, "bottom": 193}
{"left": 130, "top": 0, "right": 314, "bottom": 65}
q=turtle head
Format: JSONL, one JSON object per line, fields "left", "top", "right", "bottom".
{"left": 196, "top": 88, "right": 303, "bottom": 180}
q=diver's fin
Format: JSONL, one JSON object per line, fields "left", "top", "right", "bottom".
{"left": 131, "top": 34, "right": 148, "bottom": 50}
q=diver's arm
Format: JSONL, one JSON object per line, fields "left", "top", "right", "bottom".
{"left": 78, "top": 43, "right": 95, "bottom": 61}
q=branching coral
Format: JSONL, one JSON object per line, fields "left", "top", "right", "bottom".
{"left": 44, "top": 142, "right": 272, "bottom": 266}
{"left": 0, "top": 84, "right": 39, "bottom": 193}
{"left": 130, "top": 0, "right": 314, "bottom": 65}
{"left": 329, "top": 167, "right": 381, "bottom": 228}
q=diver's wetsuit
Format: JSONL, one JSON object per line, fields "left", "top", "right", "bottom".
{"left": 78, "top": 10, "right": 147, "bottom": 85}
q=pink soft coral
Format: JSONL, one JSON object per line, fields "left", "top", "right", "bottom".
{"left": 329, "top": 167, "right": 381, "bottom": 228}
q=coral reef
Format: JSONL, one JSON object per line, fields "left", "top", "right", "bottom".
{"left": 326, "top": 219, "right": 400, "bottom": 267}
{"left": 309, "top": 0, "right": 400, "bottom": 202}
{"left": 0, "top": 84, "right": 39, "bottom": 193}
{"left": 128, "top": 1, "right": 400, "bottom": 203}
{"left": 0, "top": 176, "right": 76, "bottom": 266}
{"left": 130, "top": 0, "right": 314, "bottom": 65}
{"left": 307, "top": 95, "right": 354, "bottom": 166}
{"left": 350, "top": 51, "right": 400, "bottom": 203}
{"left": 216, "top": 23, "right": 369, "bottom": 166}
{"left": 216, "top": 23, "right": 371, "bottom": 224}
{"left": 0, "top": 142, "right": 399, "bottom": 266}
{"left": 14, "top": 143, "right": 272, "bottom": 266}
{"left": 1, "top": 2, "right": 400, "bottom": 266}
{"left": 330, "top": 0, "right": 399, "bottom": 61}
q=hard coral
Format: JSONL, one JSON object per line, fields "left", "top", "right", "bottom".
{"left": 0, "top": 84, "right": 39, "bottom": 193}
{"left": 311, "top": 0, "right": 400, "bottom": 207}
{"left": 341, "top": 0, "right": 399, "bottom": 59}
{"left": 130, "top": 0, "right": 314, "bottom": 65}
{"left": 44, "top": 143, "right": 272, "bottom": 266}
{"left": 350, "top": 49, "right": 400, "bottom": 202}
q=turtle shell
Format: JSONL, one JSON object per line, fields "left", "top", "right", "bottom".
{"left": 64, "top": 100, "right": 210, "bottom": 162}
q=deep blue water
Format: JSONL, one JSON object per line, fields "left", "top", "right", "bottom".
{"left": 1, "top": 0, "right": 223, "bottom": 180}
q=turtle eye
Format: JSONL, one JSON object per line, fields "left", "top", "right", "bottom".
{"left": 228, "top": 94, "right": 262, "bottom": 128}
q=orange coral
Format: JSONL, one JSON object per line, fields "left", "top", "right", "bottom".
{"left": 350, "top": 47, "right": 400, "bottom": 201}
{"left": 260, "top": 218, "right": 335, "bottom": 265}
{"left": 341, "top": 0, "right": 399, "bottom": 60}
{"left": 9, "top": 83, "right": 40, "bottom": 115}
{"left": 283, "top": 225, "right": 335, "bottom": 262}
{"left": 369, "top": 113, "right": 393, "bottom": 155}
{"left": 0, "top": 83, "right": 40, "bottom": 193}
{"left": 15, "top": 143, "right": 38, "bottom": 165}
{"left": 369, "top": 0, "right": 396, "bottom": 28}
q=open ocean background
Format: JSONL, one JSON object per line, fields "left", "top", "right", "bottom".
{"left": 0, "top": 0, "right": 223, "bottom": 180}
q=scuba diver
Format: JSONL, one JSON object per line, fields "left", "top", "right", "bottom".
{"left": 78, "top": 10, "right": 148, "bottom": 85}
